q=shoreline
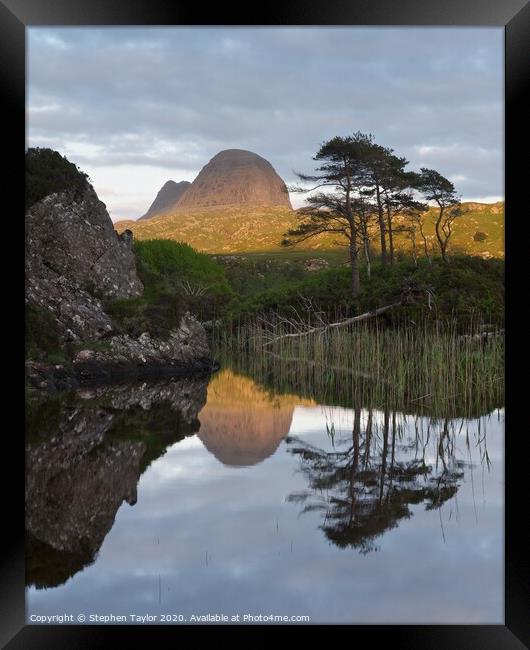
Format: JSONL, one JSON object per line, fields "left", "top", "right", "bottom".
{"left": 25, "top": 358, "right": 220, "bottom": 392}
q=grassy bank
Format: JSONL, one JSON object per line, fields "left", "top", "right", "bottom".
{"left": 105, "top": 239, "right": 234, "bottom": 337}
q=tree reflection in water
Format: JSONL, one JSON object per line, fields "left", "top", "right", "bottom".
{"left": 285, "top": 407, "right": 485, "bottom": 553}
{"left": 25, "top": 367, "right": 496, "bottom": 591}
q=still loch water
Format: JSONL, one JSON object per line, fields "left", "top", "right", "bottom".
{"left": 26, "top": 367, "right": 503, "bottom": 624}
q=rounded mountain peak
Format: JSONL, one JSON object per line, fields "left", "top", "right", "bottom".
{"left": 210, "top": 149, "right": 271, "bottom": 162}
{"left": 175, "top": 149, "right": 292, "bottom": 210}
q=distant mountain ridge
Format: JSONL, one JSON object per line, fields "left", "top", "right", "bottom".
{"left": 138, "top": 180, "right": 191, "bottom": 220}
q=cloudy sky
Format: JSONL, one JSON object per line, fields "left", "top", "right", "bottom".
{"left": 27, "top": 27, "right": 503, "bottom": 221}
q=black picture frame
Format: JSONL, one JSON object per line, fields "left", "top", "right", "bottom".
{"left": 4, "top": 1, "right": 528, "bottom": 646}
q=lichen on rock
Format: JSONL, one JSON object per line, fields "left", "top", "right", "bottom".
{"left": 25, "top": 186, "right": 143, "bottom": 341}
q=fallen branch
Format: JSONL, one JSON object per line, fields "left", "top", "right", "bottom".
{"left": 261, "top": 300, "right": 403, "bottom": 347}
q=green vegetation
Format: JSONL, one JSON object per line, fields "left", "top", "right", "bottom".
{"left": 134, "top": 239, "right": 230, "bottom": 297}
{"left": 217, "top": 256, "right": 308, "bottom": 297}
{"left": 115, "top": 205, "right": 299, "bottom": 253}
{"left": 105, "top": 239, "right": 234, "bottom": 337}
{"left": 219, "top": 255, "right": 504, "bottom": 326}
{"left": 211, "top": 250, "right": 504, "bottom": 420}
{"left": 283, "top": 133, "right": 492, "bottom": 298}
{"left": 105, "top": 239, "right": 503, "bottom": 336}
{"left": 114, "top": 201, "right": 504, "bottom": 260}
{"left": 25, "top": 147, "right": 91, "bottom": 210}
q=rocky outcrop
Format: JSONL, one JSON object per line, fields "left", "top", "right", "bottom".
{"left": 26, "top": 187, "right": 143, "bottom": 342}
{"left": 26, "top": 187, "right": 143, "bottom": 300}
{"left": 175, "top": 149, "right": 292, "bottom": 210}
{"left": 25, "top": 180, "right": 216, "bottom": 379}
{"left": 73, "top": 312, "right": 217, "bottom": 382}
{"left": 138, "top": 180, "right": 191, "bottom": 220}
{"left": 26, "top": 272, "right": 113, "bottom": 343}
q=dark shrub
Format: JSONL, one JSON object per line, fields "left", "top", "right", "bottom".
{"left": 26, "top": 147, "right": 91, "bottom": 210}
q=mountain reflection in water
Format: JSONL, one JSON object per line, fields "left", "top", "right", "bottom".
{"left": 26, "top": 367, "right": 503, "bottom": 623}
{"left": 197, "top": 370, "right": 315, "bottom": 466}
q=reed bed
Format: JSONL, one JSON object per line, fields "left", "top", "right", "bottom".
{"left": 212, "top": 313, "right": 504, "bottom": 419}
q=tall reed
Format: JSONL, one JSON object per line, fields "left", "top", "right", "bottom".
{"left": 212, "top": 313, "right": 504, "bottom": 419}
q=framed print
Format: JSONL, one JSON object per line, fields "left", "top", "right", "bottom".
{"left": 3, "top": 0, "right": 528, "bottom": 646}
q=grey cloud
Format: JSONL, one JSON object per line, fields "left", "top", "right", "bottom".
{"left": 27, "top": 27, "right": 503, "bottom": 218}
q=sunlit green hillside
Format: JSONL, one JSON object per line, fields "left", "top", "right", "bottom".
{"left": 114, "top": 201, "right": 504, "bottom": 258}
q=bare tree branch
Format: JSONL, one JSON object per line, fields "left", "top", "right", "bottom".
{"left": 261, "top": 300, "right": 403, "bottom": 347}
